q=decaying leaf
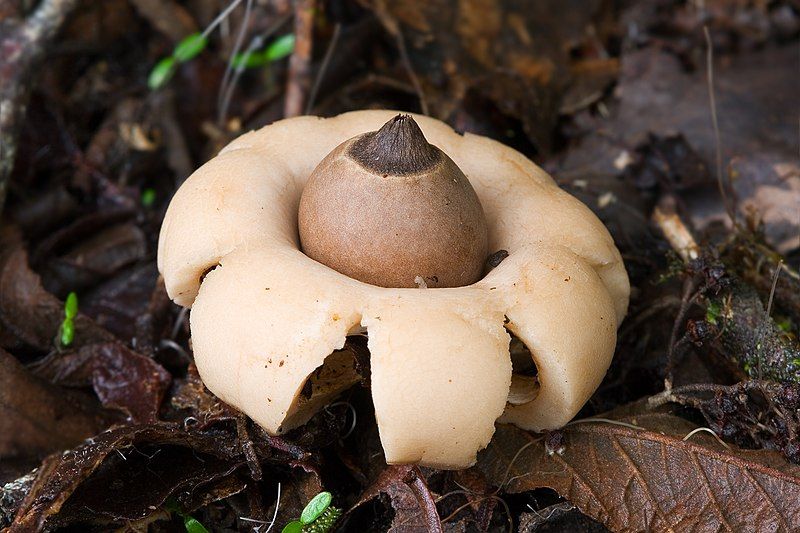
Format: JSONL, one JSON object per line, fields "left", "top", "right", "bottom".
{"left": 554, "top": 45, "right": 800, "bottom": 253}
{"left": 365, "top": 0, "right": 616, "bottom": 151}
{"left": 267, "top": 468, "right": 324, "bottom": 528}
{"left": 656, "top": 380, "right": 800, "bottom": 465}
{"left": 8, "top": 423, "right": 263, "bottom": 531}
{"left": 0, "top": 348, "right": 108, "bottom": 459}
{"left": 347, "top": 465, "right": 445, "bottom": 532}
{"left": 31, "top": 342, "right": 171, "bottom": 423}
{"left": 478, "top": 413, "right": 800, "bottom": 532}
{"left": 0, "top": 234, "right": 113, "bottom": 353}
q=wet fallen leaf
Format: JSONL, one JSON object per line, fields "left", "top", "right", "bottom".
{"left": 31, "top": 342, "right": 171, "bottom": 423}
{"left": 0, "top": 348, "right": 108, "bottom": 459}
{"left": 54, "top": 444, "right": 241, "bottom": 526}
{"left": 0, "top": 231, "right": 113, "bottom": 353}
{"left": 267, "top": 468, "right": 323, "bottom": 528}
{"left": 347, "top": 465, "right": 445, "bottom": 532}
{"left": 478, "top": 413, "right": 800, "bottom": 532}
{"left": 518, "top": 503, "right": 608, "bottom": 533}
{"left": 8, "top": 423, "right": 252, "bottom": 531}
{"left": 79, "top": 263, "right": 159, "bottom": 344}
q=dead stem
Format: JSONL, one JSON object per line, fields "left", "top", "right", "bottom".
{"left": 0, "top": 0, "right": 80, "bottom": 212}
{"left": 703, "top": 25, "right": 737, "bottom": 225}
{"left": 305, "top": 23, "right": 342, "bottom": 114}
{"left": 683, "top": 427, "right": 731, "bottom": 449}
{"left": 766, "top": 259, "right": 784, "bottom": 317}
{"left": 370, "top": 0, "right": 429, "bottom": 115}
{"left": 284, "top": 0, "right": 315, "bottom": 117}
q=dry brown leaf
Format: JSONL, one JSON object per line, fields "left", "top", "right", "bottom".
{"left": 478, "top": 413, "right": 800, "bottom": 532}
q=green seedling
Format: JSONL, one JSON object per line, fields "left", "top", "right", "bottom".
{"left": 59, "top": 292, "right": 78, "bottom": 346}
{"left": 705, "top": 300, "right": 721, "bottom": 326}
{"left": 141, "top": 187, "right": 157, "bottom": 208}
{"left": 174, "top": 33, "right": 208, "bottom": 62}
{"left": 148, "top": 15, "right": 294, "bottom": 89}
{"left": 165, "top": 499, "right": 210, "bottom": 533}
{"left": 281, "top": 491, "right": 340, "bottom": 533}
{"left": 149, "top": 32, "right": 209, "bottom": 90}
{"left": 148, "top": 57, "right": 177, "bottom": 90}
{"left": 232, "top": 34, "right": 295, "bottom": 69}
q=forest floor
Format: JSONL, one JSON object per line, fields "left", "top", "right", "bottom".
{"left": 1, "top": 1, "right": 799, "bottom": 532}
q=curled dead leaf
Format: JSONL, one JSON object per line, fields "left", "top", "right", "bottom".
{"left": 478, "top": 413, "right": 800, "bottom": 532}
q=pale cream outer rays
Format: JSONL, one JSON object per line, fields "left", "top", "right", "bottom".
{"left": 157, "top": 110, "right": 630, "bottom": 469}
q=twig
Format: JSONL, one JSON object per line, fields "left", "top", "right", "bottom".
{"left": 284, "top": 0, "right": 315, "bottom": 117}
{"left": 765, "top": 259, "right": 783, "bottom": 317}
{"left": 370, "top": 0, "right": 429, "bottom": 115}
{"left": 305, "top": 23, "right": 341, "bottom": 114}
{"left": 703, "top": 26, "right": 736, "bottom": 224}
{"left": 665, "top": 277, "right": 699, "bottom": 390}
{"left": 682, "top": 427, "right": 731, "bottom": 449}
{"left": 236, "top": 415, "right": 263, "bottom": 480}
{"left": 0, "top": 0, "right": 80, "bottom": 213}
{"left": 648, "top": 382, "right": 724, "bottom": 409}
{"left": 218, "top": 13, "right": 291, "bottom": 125}
{"left": 202, "top": 0, "right": 244, "bottom": 40}
{"left": 393, "top": 27, "right": 428, "bottom": 116}
{"left": 652, "top": 197, "right": 699, "bottom": 262}
{"left": 217, "top": 0, "right": 254, "bottom": 124}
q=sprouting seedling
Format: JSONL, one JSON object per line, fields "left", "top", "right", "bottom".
{"left": 59, "top": 292, "right": 78, "bottom": 347}
{"left": 148, "top": 32, "right": 208, "bottom": 90}
{"left": 141, "top": 187, "right": 157, "bottom": 208}
{"left": 165, "top": 499, "right": 210, "bottom": 533}
{"left": 231, "top": 33, "right": 295, "bottom": 69}
{"left": 183, "top": 515, "right": 210, "bottom": 533}
{"left": 281, "top": 491, "right": 341, "bottom": 533}
{"left": 147, "top": 0, "right": 295, "bottom": 91}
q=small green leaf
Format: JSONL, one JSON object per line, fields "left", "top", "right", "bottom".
{"left": 303, "top": 507, "right": 341, "bottom": 533}
{"left": 60, "top": 318, "right": 74, "bottom": 347}
{"left": 300, "top": 491, "right": 332, "bottom": 525}
{"left": 231, "top": 50, "right": 270, "bottom": 69}
{"left": 64, "top": 292, "right": 78, "bottom": 319}
{"left": 705, "top": 300, "right": 721, "bottom": 326}
{"left": 141, "top": 188, "right": 156, "bottom": 208}
{"left": 264, "top": 34, "right": 295, "bottom": 61}
{"left": 148, "top": 56, "right": 177, "bottom": 90}
{"left": 281, "top": 520, "right": 303, "bottom": 533}
{"left": 183, "top": 515, "right": 210, "bottom": 533}
{"left": 174, "top": 33, "right": 208, "bottom": 62}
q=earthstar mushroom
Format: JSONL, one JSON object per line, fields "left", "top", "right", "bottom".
{"left": 158, "top": 110, "right": 629, "bottom": 469}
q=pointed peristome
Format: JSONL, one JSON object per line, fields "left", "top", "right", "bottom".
{"left": 299, "top": 114, "right": 489, "bottom": 288}
{"left": 348, "top": 114, "right": 441, "bottom": 175}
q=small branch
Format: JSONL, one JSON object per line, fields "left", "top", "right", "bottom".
{"left": 283, "top": 0, "right": 314, "bottom": 117}
{"left": 305, "top": 22, "right": 341, "bottom": 114}
{"left": 703, "top": 26, "right": 737, "bottom": 225}
{"left": 651, "top": 196, "right": 699, "bottom": 262}
{"left": 0, "top": 0, "right": 79, "bottom": 212}
{"left": 369, "top": 0, "right": 429, "bottom": 115}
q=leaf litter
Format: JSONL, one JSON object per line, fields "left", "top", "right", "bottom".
{"left": 1, "top": 0, "right": 799, "bottom": 531}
